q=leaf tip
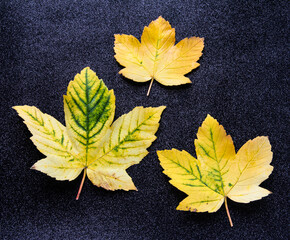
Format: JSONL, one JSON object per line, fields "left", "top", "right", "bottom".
{"left": 203, "top": 114, "right": 220, "bottom": 126}
{"left": 114, "top": 34, "right": 123, "bottom": 42}
{"left": 158, "top": 105, "right": 167, "bottom": 112}
{"left": 156, "top": 150, "right": 164, "bottom": 158}
{"left": 12, "top": 105, "right": 23, "bottom": 113}
{"left": 155, "top": 16, "right": 165, "bottom": 22}
{"left": 30, "top": 164, "right": 36, "bottom": 170}
{"left": 205, "top": 113, "right": 213, "bottom": 119}
{"left": 83, "top": 66, "right": 91, "bottom": 71}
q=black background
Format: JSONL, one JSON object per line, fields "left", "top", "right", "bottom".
{"left": 1, "top": 1, "right": 288, "bottom": 239}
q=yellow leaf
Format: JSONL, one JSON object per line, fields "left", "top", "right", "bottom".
{"left": 31, "top": 156, "right": 84, "bottom": 181}
{"left": 114, "top": 16, "right": 204, "bottom": 96}
{"left": 157, "top": 115, "right": 273, "bottom": 226}
{"left": 14, "top": 67, "right": 166, "bottom": 199}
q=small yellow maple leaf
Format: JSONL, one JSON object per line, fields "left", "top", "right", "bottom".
{"left": 157, "top": 115, "right": 273, "bottom": 227}
{"left": 14, "top": 67, "right": 166, "bottom": 199}
{"left": 114, "top": 16, "right": 204, "bottom": 96}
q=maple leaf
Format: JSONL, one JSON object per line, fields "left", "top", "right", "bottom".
{"left": 14, "top": 67, "right": 166, "bottom": 199}
{"left": 114, "top": 16, "right": 204, "bottom": 96}
{"left": 157, "top": 115, "right": 273, "bottom": 227}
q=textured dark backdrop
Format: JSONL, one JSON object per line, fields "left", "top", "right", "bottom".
{"left": 1, "top": 1, "right": 288, "bottom": 239}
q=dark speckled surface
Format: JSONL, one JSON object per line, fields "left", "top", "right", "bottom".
{"left": 1, "top": 0, "right": 288, "bottom": 239}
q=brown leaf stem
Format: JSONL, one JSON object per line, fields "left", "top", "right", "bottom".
{"left": 225, "top": 197, "right": 233, "bottom": 227}
{"left": 76, "top": 168, "right": 87, "bottom": 200}
{"left": 147, "top": 78, "right": 154, "bottom": 96}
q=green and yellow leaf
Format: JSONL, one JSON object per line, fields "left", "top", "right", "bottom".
{"left": 13, "top": 105, "right": 78, "bottom": 160}
{"left": 31, "top": 156, "right": 84, "bottom": 181}
{"left": 63, "top": 68, "right": 115, "bottom": 160}
{"left": 157, "top": 115, "right": 273, "bottom": 226}
{"left": 114, "top": 16, "right": 204, "bottom": 96}
{"left": 13, "top": 105, "right": 83, "bottom": 181}
{"left": 86, "top": 106, "right": 165, "bottom": 190}
{"left": 14, "top": 67, "right": 166, "bottom": 199}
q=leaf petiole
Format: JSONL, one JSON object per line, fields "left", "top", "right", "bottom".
{"left": 147, "top": 78, "right": 154, "bottom": 96}
{"left": 76, "top": 168, "right": 87, "bottom": 200}
{"left": 225, "top": 197, "right": 233, "bottom": 227}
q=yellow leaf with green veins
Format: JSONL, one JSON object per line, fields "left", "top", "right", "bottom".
{"left": 86, "top": 106, "right": 166, "bottom": 190}
{"left": 157, "top": 115, "right": 273, "bottom": 227}
{"left": 114, "top": 16, "right": 204, "bottom": 96}
{"left": 63, "top": 68, "right": 116, "bottom": 160}
{"left": 14, "top": 67, "right": 166, "bottom": 199}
